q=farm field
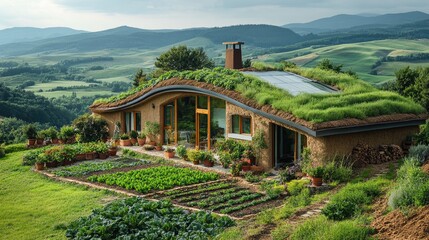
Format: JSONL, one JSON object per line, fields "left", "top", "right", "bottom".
{"left": 260, "top": 39, "right": 429, "bottom": 84}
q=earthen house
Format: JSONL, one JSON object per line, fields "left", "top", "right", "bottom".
{"left": 90, "top": 42, "right": 427, "bottom": 169}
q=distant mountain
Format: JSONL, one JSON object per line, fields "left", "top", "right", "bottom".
{"left": 0, "top": 27, "right": 86, "bottom": 45}
{"left": 0, "top": 25, "right": 303, "bottom": 56}
{"left": 284, "top": 11, "right": 429, "bottom": 34}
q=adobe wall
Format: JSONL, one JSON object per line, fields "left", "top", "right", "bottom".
{"left": 308, "top": 125, "right": 420, "bottom": 165}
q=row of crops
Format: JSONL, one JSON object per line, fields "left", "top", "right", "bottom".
{"left": 153, "top": 181, "right": 277, "bottom": 217}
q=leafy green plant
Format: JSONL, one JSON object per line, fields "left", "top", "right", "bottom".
{"left": 322, "top": 158, "right": 353, "bottom": 183}
{"left": 137, "top": 132, "right": 146, "bottom": 139}
{"left": 129, "top": 130, "right": 138, "bottom": 139}
{"left": 175, "top": 145, "right": 187, "bottom": 159}
{"left": 260, "top": 180, "right": 285, "bottom": 198}
{"left": 408, "top": 144, "right": 429, "bottom": 165}
{"left": 244, "top": 172, "right": 262, "bottom": 183}
{"left": 218, "top": 151, "right": 232, "bottom": 168}
{"left": 120, "top": 133, "right": 129, "bottom": 140}
{"left": 73, "top": 114, "right": 108, "bottom": 143}
{"left": 144, "top": 121, "right": 160, "bottom": 142}
{"left": 307, "top": 166, "right": 324, "bottom": 178}
{"left": 24, "top": 124, "right": 37, "bottom": 139}
{"left": 287, "top": 179, "right": 310, "bottom": 196}
{"left": 88, "top": 166, "right": 219, "bottom": 193}
{"left": 4, "top": 143, "right": 27, "bottom": 153}
{"left": 388, "top": 157, "right": 429, "bottom": 209}
{"left": 66, "top": 197, "right": 234, "bottom": 239}
{"left": 59, "top": 125, "right": 75, "bottom": 140}
{"left": 252, "top": 129, "right": 268, "bottom": 166}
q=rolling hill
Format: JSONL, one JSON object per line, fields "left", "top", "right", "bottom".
{"left": 0, "top": 25, "right": 303, "bottom": 56}
{"left": 284, "top": 11, "right": 429, "bottom": 34}
{"left": 0, "top": 27, "right": 86, "bottom": 45}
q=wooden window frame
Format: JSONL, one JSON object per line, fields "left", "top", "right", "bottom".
{"left": 231, "top": 115, "right": 252, "bottom": 135}
{"left": 123, "top": 111, "right": 141, "bottom": 133}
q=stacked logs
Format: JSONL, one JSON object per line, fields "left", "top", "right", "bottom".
{"left": 351, "top": 143, "right": 403, "bottom": 167}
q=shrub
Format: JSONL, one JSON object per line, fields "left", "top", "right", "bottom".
{"left": 120, "top": 134, "right": 129, "bottom": 140}
{"left": 4, "top": 143, "right": 27, "bottom": 153}
{"left": 287, "top": 179, "right": 310, "bottom": 196}
{"left": 144, "top": 121, "right": 160, "bottom": 142}
{"left": 408, "top": 144, "right": 429, "bottom": 165}
{"left": 415, "top": 120, "right": 429, "bottom": 145}
{"left": 129, "top": 130, "right": 138, "bottom": 139}
{"left": 307, "top": 166, "right": 324, "bottom": 178}
{"left": 388, "top": 157, "right": 429, "bottom": 209}
{"left": 260, "top": 180, "right": 285, "bottom": 198}
{"left": 288, "top": 188, "right": 311, "bottom": 207}
{"left": 73, "top": 114, "right": 108, "bottom": 143}
{"left": 45, "top": 127, "right": 58, "bottom": 139}
{"left": 218, "top": 151, "right": 232, "bottom": 168}
{"left": 322, "top": 159, "right": 353, "bottom": 183}
{"left": 0, "top": 145, "right": 5, "bottom": 158}
{"left": 244, "top": 172, "right": 262, "bottom": 183}
{"left": 59, "top": 125, "right": 75, "bottom": 140}
{"left": 22, "top": 148, "right": 47, "bottom": 165}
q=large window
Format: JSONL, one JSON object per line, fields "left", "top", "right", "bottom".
{"left": 231, "top": 115, "right": 251, "bottom": 134}
{"left": 124, "top": 112, "right": 141, "bottom": 133}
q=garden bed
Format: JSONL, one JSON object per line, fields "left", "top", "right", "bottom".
{"left": 152, "top": 180, "right": 284, "bottom": 217}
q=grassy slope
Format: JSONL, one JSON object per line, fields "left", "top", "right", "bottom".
{"left": 260, "top": 39, "right": 429, "bottom": 84}
{"left": 0, "top": 151, "right": 116, "bottom": 240}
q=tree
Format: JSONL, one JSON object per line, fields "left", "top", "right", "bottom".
{"left": 132, "top": 69, "right": 147, "bottom": 87}
{"left": 393, "top": 66, "right": 429, "bottom": 111}
{"left": 73, "top": 114, "right": 109, "bottom": 143}
{"left": 154, "top": 46, "right": 214, "bottom": 71}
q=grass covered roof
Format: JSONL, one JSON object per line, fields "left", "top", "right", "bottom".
{"left": 91, "top": 66, "right": 426, "bottom": 124}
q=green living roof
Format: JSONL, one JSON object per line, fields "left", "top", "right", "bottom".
{"left": 92, "top": 66, "right": 426, "bottom": 124}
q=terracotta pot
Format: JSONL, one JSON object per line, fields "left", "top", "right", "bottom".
{"left": 203, "top": 160, "right": 214, "bottom": 167}
{"left": 85, "top": 152, "right": 96, "bottom": 160}
{"left": 99, "top": 153, "right": 109, "bottom": 159}
{"left": 52, "top": 139, "right": 59, "bottom": 144}
{"left": 75, "top": 153, "right": 86, "bottom": 161}
{"left": 311, "top": 177, "right": 323, "bottom": 187}
{"left": 108, "top": 148, "right": 117, "bottom": 156}
{"left": 35, "top": 162, "right": 44, "bottom": 170}
{"left": 164, "top": 151, "right": 175, "bottom": 158}
{"left": 250, "top": 165, "right": 264, "bottom": 173}
{"left": 137, "top": 138, "right": 146, "bottom": 146}
{"left": 193, "top": 160, "right": 200, "bottom": 165}
{"left": 155, "top": 146, "right": 162, "bottom": 151}
{"left": 120, "top": 139, "right": 131, "bottom": 146}
{"left": 130, "top": 138, "right": 137, "bottom": 145}
{"left": 242, "top": 165, "right": 251, "bottom": 172}
{"left": 149, "top": 141, "right": 156, "bottom": 146}
{"left": 45, "top": 161, "right": 58, "bottom": 168}
{"left": 36, "top": 138, "right": 44, "bottom": 145}
{"left": 28, "top": 139, "right": 36, "bottom": 146}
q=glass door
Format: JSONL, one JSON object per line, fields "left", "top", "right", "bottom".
{"left": 196, "top": 113, "right": 209, "bottom": 150}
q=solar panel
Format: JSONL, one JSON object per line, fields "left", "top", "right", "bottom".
{"left": 244, "top": 71, "right": 338, "bottom": 96}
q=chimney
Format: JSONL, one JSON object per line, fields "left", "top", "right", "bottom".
{"left": 223, "top": 42, "right": 244, "bottom": 69}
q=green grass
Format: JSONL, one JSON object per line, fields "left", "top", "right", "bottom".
{"left": 93, "top": 67, "right": 426, "bottom": 124}
{"left": 0, "top": 151, "right": 116, "bottom": 240}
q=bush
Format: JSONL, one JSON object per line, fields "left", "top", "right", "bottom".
{"left": 415, "top": 120, "right": 429, "bottom": 145}
{"left": 0, "top": 145, "right": 5, "bottom": 158}
{"left": 22, "top": 147, "right": 47, "bottom": 165}
{"left": 322, "top": 178, "right": 389, "bottom": 220}
{"left": 388, "top": 157, "right": 429, "bottom": 209}
{"left": 408, "top": 144, "right": 429, "bottom": 165}
{"left": 59, "top": 125, "right": 75, "bottom": 140}
{"left": 218, "top": 151, "right": 232, "bottom": 168}
{"left": 307, "top": 166, "right": 324, "bottom": 178}
{"left": 288, "top": 188, "right": 311, "bottom": 208}
{"left": 322, "top": 159, "right": 353, "bottom": 183}
{"left": 4, "top": 143, "right": 27, "bottom": 153}
{"left": 260, "top": 180, "right": 285, "bottom": 198}
{"left": 73, "top": 114, "right": 108, "bottom": 143}
{"left": 287, "top": 179, "right": 310, "bottom": 196}
{"left": 144, "top": 121, "right": 160, "bottom": 142}
{"left": 24, "top": 124, "right": 37, "bottom": 139}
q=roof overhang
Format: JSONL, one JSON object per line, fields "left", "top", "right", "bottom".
{"left": 92, "top": 85, "right": 426, "bottom": 137}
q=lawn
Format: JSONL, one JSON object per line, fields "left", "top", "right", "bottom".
{"left": 0, "top": 151, "right": 117, "bottom": 240}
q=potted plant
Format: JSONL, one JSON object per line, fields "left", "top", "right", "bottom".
{"left": 35, "top": 153, "right": 47, "bottom": 170}
{"left": 59, "top": 125, "right": 75, "bottom": 144}
{"left": 119, "top": 134, "right": 131, "bottom": 146}
{"left": 74, "top": 144, "right": 86, "bottom": 161}
{"left": 144, "top": 121, "right": 160, "bottom": 146}
{"left": 36, "top": 131, "right": 45, "bottom": 145}
{"left": 176, "top": 145, "right": 188, "bottom": 160}
{"left": 307, "top": 166, "right": 324, "bottom": 187}
{"left": 129, "top": 130, "right": 138, "bottom": 145}
{"left": 241, "top": 160, "right": 251, "bottom": 171}
{"left": 25, "top": 124, "right": 37, "bottom": 146}
{"left": 230, "top": 161, "right": 242, "bottom": 176}
{"left": 137, "top": 132, "right": 146, "bottom": 146}
{"left": 155, "top": 143, "right": 163, "bottom": 151}
{"left": 83, "top": 144, "right": 96, "bottom": 160}
{"left": 107, "top": 140, "right": 118, "bottom": 156}
{"left": 113, "top": 121, "right": 121, "bottom": 145}
{"left": 47, "top": 127, "right": 59, "bottom": 144}
{"left": 201, "top": 151, "right": 215, "bottom": 167}
{"left": 143, "top": 144, "right": 155, "bottom": 151}
{"left": 218, "top": 151, "right": 232, "bottom": 168}
{"left": 164, "top": 147, "right": 175, "bottom": 158}
{"left": 96, "top": 142, "right": 109, "bottom": 159}
{"left": 187, "top": 149, "right": 200, "bottom": 165}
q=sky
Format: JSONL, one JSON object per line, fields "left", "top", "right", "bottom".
{"left": 0, "top": 0, "right": 428, "bottom": 31}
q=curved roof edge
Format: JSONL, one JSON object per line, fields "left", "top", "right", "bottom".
{"left": 91, "top": 85, "right": 426, "bottom": 137}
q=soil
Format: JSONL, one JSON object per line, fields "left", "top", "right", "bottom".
{"left": 371, "top": 197, "right": 429, "bottom": 240}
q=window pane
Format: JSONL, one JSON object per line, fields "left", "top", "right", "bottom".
{"left": 197, "top": 96, "right": 208, "bottom": 109}
{"left": 177, "top": 97, "right": 196, "bottom": 147}
{"left": 164, "top": 102, "right": 174, "bottom": 126}
{"left": 242, "top": 117, "right": 251, "bottom": 134}
{"left": 125, "top": 112, "right": 132, "bottom": 133}
{"left": 232, "top": 115, "right": 240, "bottom": 133}
{"left": 210, "top": 97, "right": 226, "bottom": 147}
{"left": 135, "top": 113, "right": 141, "bottom": 132}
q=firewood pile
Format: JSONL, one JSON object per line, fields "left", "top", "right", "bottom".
{"left": 351, "top": 143, "right": 403, "bottom": 166}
